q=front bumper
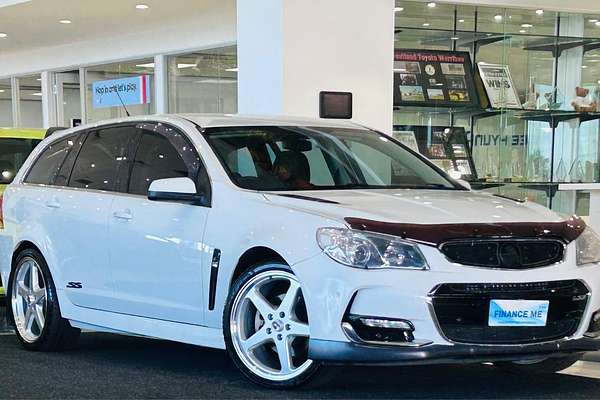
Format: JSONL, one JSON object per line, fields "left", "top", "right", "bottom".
{"left": 309, "top": 337, "right": 600, "bottom": 365}
{"left": 293, "top": 246, "right": 600, "bottom": 365}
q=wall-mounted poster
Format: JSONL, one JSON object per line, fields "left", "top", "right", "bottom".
{"left": 477, "top": 63, "right": 522, "bottom": 109}
{"left": 393, "top": 49, "right": 479, "bottom": 108}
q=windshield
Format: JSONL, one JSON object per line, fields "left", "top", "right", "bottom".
{"left": 203, "top": 126, "right": 458, "bottom": 191}
{"left": 0, "top": 138, "right": 41, "bottom": 184}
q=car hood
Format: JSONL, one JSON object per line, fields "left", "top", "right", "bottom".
{"left": 263, "top": 189, "right": 562, "bottom": 225}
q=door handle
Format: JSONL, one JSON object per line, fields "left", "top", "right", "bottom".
{"left": 45, "top": 198, "right": 60, "bottom": 209}
{"left": 113, "top": 209, "right": 133, "bottom": 221}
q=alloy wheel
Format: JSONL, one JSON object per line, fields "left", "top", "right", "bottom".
{"left": 11, "top": 257, "right": 47, "bottom": 343}
{"left": 230, "top": 270, "right": 313, "bottom": 382}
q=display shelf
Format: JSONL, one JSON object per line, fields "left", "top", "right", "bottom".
{"left": 516, "top": 110, "right": 600, "bottom": 128}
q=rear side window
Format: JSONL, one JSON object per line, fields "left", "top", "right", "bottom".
{"left": 69, "top": 126, "right": 135, "bottom": 191}
{"left": 24, "top": 137, "right": 74, "bottom": 185}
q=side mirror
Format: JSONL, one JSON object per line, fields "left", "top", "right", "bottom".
{"left": 148, "top": 177, "right": 207, "bottom": 206}
{"left": 456, "top": 179, "right": 472, "bottom": 190}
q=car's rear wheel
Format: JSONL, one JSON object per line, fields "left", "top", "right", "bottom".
{"left": 8, "top": 248, "right": 80, "bottom": 351}
{"left": 224, "top": 263, "right": 320, "bottom": 388}
{"left": 494, "top": 355, "right": 579, "bottom": 374}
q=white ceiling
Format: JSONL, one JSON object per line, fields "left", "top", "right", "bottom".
{"left": 0, "top": 0, "right": 225, "bottom": 53}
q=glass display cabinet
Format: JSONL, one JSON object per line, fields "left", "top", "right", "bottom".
{"left": 394, "top": 1, "right": 600, "bottom": 219}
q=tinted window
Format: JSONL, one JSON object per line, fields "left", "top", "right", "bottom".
{"left": 128, "top": 132, "right": 189, "bottom": 195}
{"left": 69, "top": 126, "right": 134, "bottom": 191}
{"left": 127, "top": 123, "right": 208, "bottom": 197}
{"left": 24, "top": 137, "right": 72, "bottom": 185}
{"left": 54, "top": 134, "right": 85, "bottom": 186}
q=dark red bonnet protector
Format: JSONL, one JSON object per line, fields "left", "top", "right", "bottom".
{"left": 344, "top": 216, "right": 587, "bottom": 246}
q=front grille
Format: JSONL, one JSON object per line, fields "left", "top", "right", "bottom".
{"left": 430, "top": 280, "right": 589, "bottom": 344}
{"left": 440, "top": 239, "right": 564, "bottom": 269}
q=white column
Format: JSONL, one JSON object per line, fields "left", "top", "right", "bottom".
{"left": 41, "top": 71, "right": 57, "bottom": 128}
{"left": 154, "top": 54, "right": 168, "bottom": 114}
{"left": 10, "top": 76, "right": 20, "bottom": 127}
{"left": 237, "top": 0, "right": 395, "bottom": 133}
{"left": 79, "top": 68, "right": 87, "bottom": 124}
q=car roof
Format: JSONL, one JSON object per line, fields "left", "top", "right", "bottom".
{"left": 179, "top": 114, "right": 363, "bottom": 129}
{"left": 0, "top": 128, "right": 46, "bottom": 140}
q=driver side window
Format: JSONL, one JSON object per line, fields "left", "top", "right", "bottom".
{"left": 127, "top": 124, "right": 209, "bottom": 197}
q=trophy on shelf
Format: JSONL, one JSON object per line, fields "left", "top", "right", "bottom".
{"left": 540, "top": 87, "right": 563, "bottom": 110}
{"left": 523, "top": 76, "right": 539, "bottom": 109}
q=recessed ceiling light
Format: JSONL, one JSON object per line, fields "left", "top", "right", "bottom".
{"left": 451, "top": 36, "right": 459, "bottom": 40}
{"left": 135, "top": 4, "right": 149, "bottom": 10}
{"left": 582, "top": 65, "right": 588, "bottom": 69}
{"left": 596, "top": 21, "right": 600, "bottom": 27}
{"left": 177, "top": 63, "right": 196, "bottom": 69}
{"left": 494, "top": 14, "right": 503, "bottom": 22}
{"left": 519, "top": 29, "right": 527, "bottom": 33}
{"left": 427, "top": 2, "right": 436, "bottom": 8}
{"left": 458, "top": 19, "right": 465, "bottom": 23}
{"left": 422, "top": 22, "right": 430, "bottom": 26}
{"left": 394, "top": 7, "right": 404, "bottom": 12}
{"left": 0, "top": 32, "right": 7, "bottom": 38}
{"left": 36, "top": 78, "right": 41, "bottom": 81}
{"left": 225, "top": 67, "right": 239, "bottom": 72}
{"left": 136, "top": 62, "right": 155, "bottom": 68}
{"left": 59, "top": 19, "right": 72, "bottom": 24}
{"left": 535, "top": 9, "right": 544, "bottom": 15}
{"left": 521, "top": 23, "right": 533, "bottom": 28}
{"left": 0, "top": 89, "right": 4, "bottom": 93}
{"left": 31, "top": 92, "right": 42, "bottom": 96}
{"left": 589, "top": 19, "right": 598, "bottom": 23}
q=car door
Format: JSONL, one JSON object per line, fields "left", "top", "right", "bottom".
{"left": 106, "top": 122, "right": 210, "bottom": 325}
{"left": 57, "top": 125, "right": 137, "bottom": 309}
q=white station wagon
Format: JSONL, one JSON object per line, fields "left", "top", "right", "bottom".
{"left": 2, "top": 114, "right": 600, "bottom": 388}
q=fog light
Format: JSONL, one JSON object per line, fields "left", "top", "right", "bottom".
{"left": 586, "top": 310, "right": 600, "bottom": 337}
{"left": 359, "top": 317, "right": 413, "bottom": 330}
{"left": 344, "top": 314, "right": 415, "bottom": 344}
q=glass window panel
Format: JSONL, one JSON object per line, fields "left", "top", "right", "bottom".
{"left": 24, "top": 137, "right": 73, "bottom": 185}
{"left": 477, "top": 7, "right": 557, "bottom": 36}
{"left": 69, "top": 126, "right": 135, "bottom": 191}
{"left": 128, "top": 130, "right": 190, "bottom": 196}
{"left": 84, "top": 60, "right": 155, "bottom": 123}
{"left": 18, "top": 75, "right": 42, "bottom": 128}
{"left": 168, "top": 46, "right": 237, "bottom": 114}
{"left": 0, "top": 79, "right": 12, "bottom": 127}
{"left": 395, "top": 1, "right": 456, "bottom": 31}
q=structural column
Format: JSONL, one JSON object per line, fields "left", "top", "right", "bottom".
{"left": 237, "top": 0, "right": 395, "bottom": 133}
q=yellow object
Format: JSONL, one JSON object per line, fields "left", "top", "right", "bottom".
{"left": 0, "top": 129, "right": 44, "bottom": 296}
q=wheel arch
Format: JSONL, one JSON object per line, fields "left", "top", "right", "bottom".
{"left": 229, "top": 246, "right": 288, "bottom": 290}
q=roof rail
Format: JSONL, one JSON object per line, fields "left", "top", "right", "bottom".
{"left": 44, "top": 127, "right": 69, "bottom": 139}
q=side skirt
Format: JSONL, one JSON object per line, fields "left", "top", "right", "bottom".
{"left": 63, "top": 303, "right": 225, "bottom": 349}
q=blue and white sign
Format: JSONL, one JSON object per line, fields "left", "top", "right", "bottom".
{"left": 92, "top": 75, "right": 151, "bottom": 109}
{"left": 488, "top": 299, "right": 549, "bottom": 327}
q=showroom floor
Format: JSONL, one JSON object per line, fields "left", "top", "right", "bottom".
{"left": 1, "top": 305, "right": 600, "bottom": 399}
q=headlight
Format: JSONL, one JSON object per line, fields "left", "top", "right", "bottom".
{"left": 576, "top": 227, "right": 600, "bottom": 266}
{"left": 316, "top": 227, "right": 429, "bottom": 270}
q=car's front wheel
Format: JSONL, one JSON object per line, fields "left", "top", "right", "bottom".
{"left": 8, "top": 248, "right": 80, "bottom": 351}
{"left": 224, "top": 263, "right": 320, "bottom": 388}
{"left": 494, "top": 355, "right": 580, "bottom": 374}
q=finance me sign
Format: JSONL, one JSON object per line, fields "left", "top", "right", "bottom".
{"left": 92, "top": 75, "right": 151, "bottom": 109}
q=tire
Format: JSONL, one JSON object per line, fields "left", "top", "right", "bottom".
{"left": 7, "top": 247, "right": 81, "bottom": 351}
{"left": 494, "top": 355, "right": 580, "bottom": 374}
{"left": 223, "top": 263, "right": 320, "bottom": 389}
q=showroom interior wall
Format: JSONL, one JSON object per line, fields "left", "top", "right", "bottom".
{"left": 0, "top": 0, "right": 237, "bottom": 128}
{"left": 237, "top": 0, "right": 395, "bottom": 133}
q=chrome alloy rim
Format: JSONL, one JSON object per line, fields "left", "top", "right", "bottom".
{"left": 230, "top": 270, "right": 313, "bottom": 382}
{"left": 11, "top": 258, "right": 47, "bottom": 343}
